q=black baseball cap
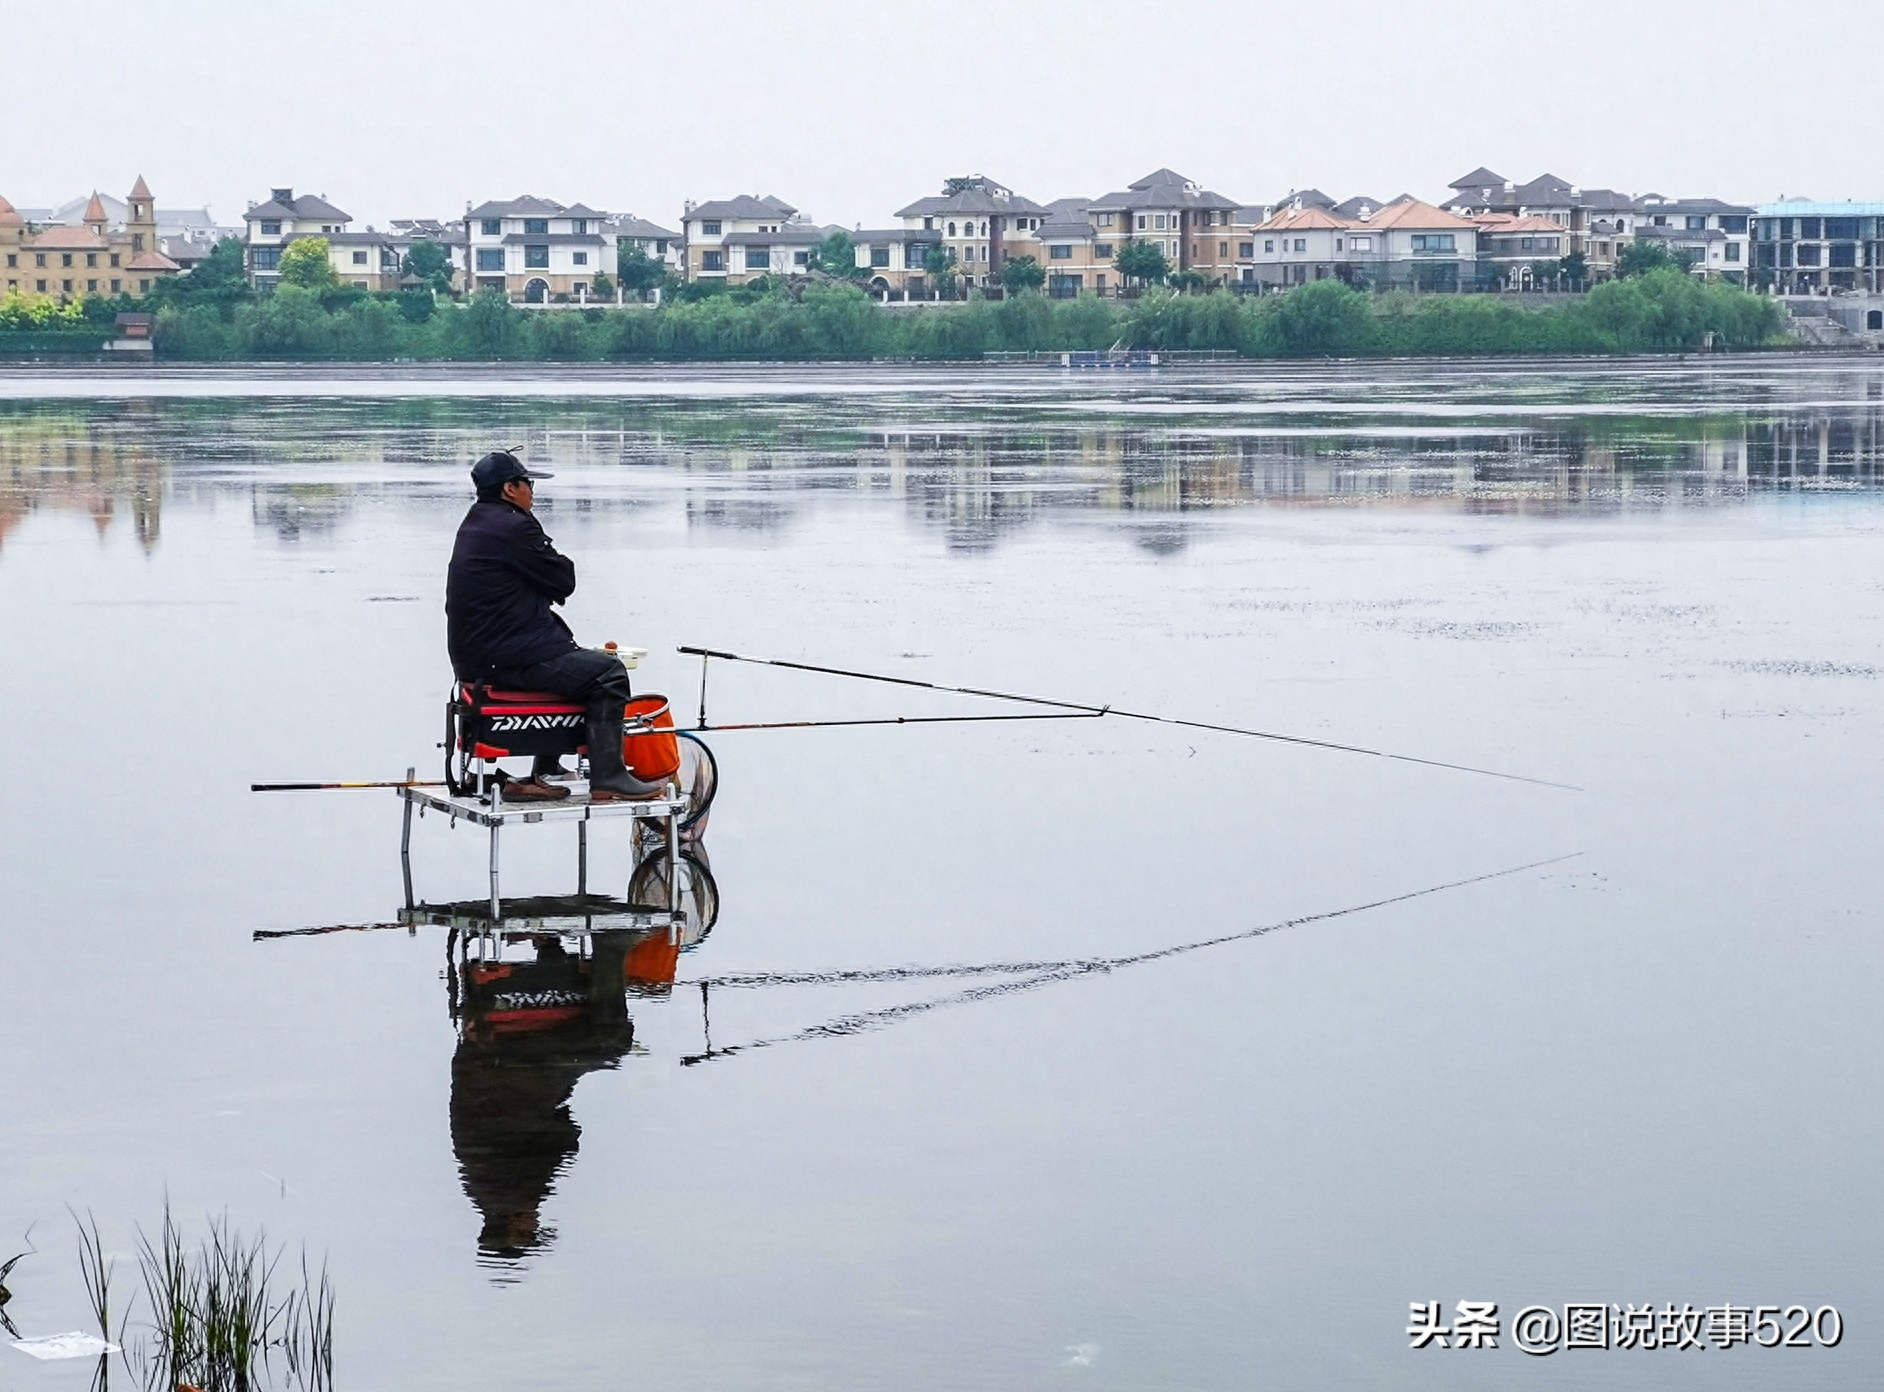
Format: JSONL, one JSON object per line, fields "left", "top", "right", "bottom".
{"left": 471, "top": 449, "right": 554, "bottom": 491}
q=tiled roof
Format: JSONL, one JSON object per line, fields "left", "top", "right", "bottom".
{"left": 1333, "top": 195, "right": 1382, "bottom": 219}
{"left": 1361, "top": 199, "right": 1474, "bottom": 230}
{"left": 686, "top": 194, "right": 799, "bottom": 222}
{"left": 1254, "top": 206, "right": 1351, "bottom": 232}
{"left": 27, "top": 225, "right": 110, "bottom": 249}
{"left": 0, "top": 195, "right": 21, "bottom": 228}
{"left": 1473, "top": 213, "right": 1569, "bottom": 234}
{"left": 561, "top": 203, "right": 608, "bottom": 219}
{"left": 1037, "top": 215, "right": 1096, "bottom": 238}
{"left": 245, "top": 193, "right": 350, "bottom": 222}
{"left": 1636, "top": 195, "right": 1753, "bottom": 214}
{"left": 466, "top": 194, "right": 568, "bottom": 218}
{"left": 126, "top": 250, "right": 180, "bottom": 271}
{"left": 609, "top": 216, "right": 678, "bottom": 239}
{"left": 499, "top": 232, "right": 607, "bottom": 245}
{"left": 129, "top": 175, "right": 153, "bottom": 201}
{"left": 1449, "top": 166, "right": 1507, "bottom": 190}
{"left": 1092, "top": 169, "right": 1239, "bottom": 211}
{"left": 894, "top": 186, "right": 1047, "bottom": 218}
{"left": 82, "top": 192, "right": 108, "bottom": 224}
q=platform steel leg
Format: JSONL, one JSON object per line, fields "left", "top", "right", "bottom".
{"left": 667, "top": 806, "right": 680, "bottom": 921}
{"left": 400, "top": 766, "right": 416, "bottom": 911}
{"left": 488, "top": 821, "right": 502, "bottom": 922}
{"left": 577, "top": 818, "right": 589, "bottom": 897}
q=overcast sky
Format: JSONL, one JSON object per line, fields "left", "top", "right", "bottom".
{"left": 5, "top": 0, "right": 1878, "bottom": 228}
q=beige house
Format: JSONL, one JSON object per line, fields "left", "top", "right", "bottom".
{"left": 851, "top": 227, "right": 945, "bottom": 299}
{"left": 1, "top": 178, "right": 179, "bottom": 300}
{"left": 243, "top": 187, "right": 352, "bottom": 288}
{"left": 1471, "top": 213, "right": 1572, "bottom": 287}
{"left": 681, "top": 195, "right": 822, "bottom": 285}
{"left": 1251, "top": 197, "right": 1478, "bottom": 290}
{"left": 894, "top": 177, "right": 1048, "bottom": 292}
{"left": 1033, "top": 211, "right": 1116, "bottom": 297}
{"left": 1087, "top": 169, "right": 1245, "bottom": 285}
{"left": 466, "top": 196, "right": 613, "bottom": 303}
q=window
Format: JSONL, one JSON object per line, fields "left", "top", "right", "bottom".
{"left": 1293, "top": 238, "right": 1306, "bottom": 252}
{"left": 1264, "top": 240, "right": 1274, "bottom": 253}
{"left": 261, "top": 221, "right": 281, "bottom": 235}
{"left": 923, "top": 217, "right": 934, "bottom": 230}
{"left": 1095, "top": 243, "right": 1113, "bottom": 258}
{"left": 1826, "top": 217, "right": 1860, "bottom": 239}
{"left": 1219, "top": 242, "right": 1228, "bottom": 256}
{"left": 1350, "top": 235, "right": 1372, "bottom": 251}
{"left": 745, "top": 247, "right": 770, "bottom": 270}
{"left": 572, "top": 219, "right": 587, "bottom": 234}
{"left": 1410, "top": 234, "right": 1456, "bottom": 252}
{"left": 1334, "top": 238, "right": 1343, "bottom": 252}
{"left": 110, "top": 253, "right": 120, "bottom": 267}
{"left": 62, "top": 253, "right": 73, "bottom": 267}
{"left": 1049, "top": 244, "right": 1073, "bottom": 259}
{"left": 481, "top": 219, "right": 501, "bottom": 235}
{"left": 702, "top": 250, "right": 723, "bottom": 271}
{"left": 34, "top": 253, "right": 45, "bottom": 267}
{"left": 62, "top": 279, "right": 72, "bottom": 291}
{"left": 87, "top": 279, "right": 97, "bottom": 291}
{"left": 1831, "top": 243, "right": 1857, "bottom": 268}
{"left": 35, "top": 279, "right": 45, "bottom": 291}
{"left": 251, "top": 246, "right": 281, "bottom": 270}
{"left": 87, "top": 253, "right": 98, "bottom": 267}
{"left": 352, "top": 280, "right": 366, "bottom": 289}
{"left": 139, "top": 278, "right": 149, "bottom": 293}
{"left": 1726, "top": 243, "right": 1741, "bottom": 262}
{"left": 1687, "top": 215, "right": 1707, "bottom": 231}
{"left": 573, "top": 282, "right": 587, "bottom": 296}
{"left": 1096, "top": 274, "right": 1107, "bottom": 289}
{"left": 1135, "top": 215, "right": 1146, "bottom": 230}
{"left": 352, "top": 251, "right": 368, "bottom": 265}
{"left": 111, "top": 278, "right": 121, "bottom": 292}
{"left": 655, "top": 240, "right": 667, "bottom": 255}
{"left": 1796, "top": 243, "right": 1821, "bottom": 266}
{"left": 702, "top": 220, "right": 721, "bottom": 236}
{"left": 1099, "top": 213, "right": 1114, "bottom": 227}
{"left": 573, "top": 251, "right": 588, "bottom": 265}
{"left": 1239, "top": 241, "right": 1254, "bottom": 257}
{"left": 794, "top": 250, "right": 809, "bottom": 266}
{"left": 524, "top": 245, "right": 550, "bottom": 268}
{"left": 870, "top": 247, "right": 890, "bottom": 268}
{"left": 1154, "top": 214, "right": 1167, "bottom": 230}
{"left": 1800, "top": 218, "right": 1822, "bottom": 239}
{"left": 948, "top": 222, "right": 957, "bottom": 237}
{"left": 475, "top": 248, "right": 503, "bottom": 272}
{"left": 524, "top": 218, "right": 549, "bottom": 235}
{"left": 1720, "top": 215, "right": 1748, "bottom": 234}
{"left": 1519, "top": 237, "right": 1533, "bottom": 252}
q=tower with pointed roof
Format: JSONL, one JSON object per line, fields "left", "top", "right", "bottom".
{"left": 0, "top": 178, "right": 180, "bottom": 302}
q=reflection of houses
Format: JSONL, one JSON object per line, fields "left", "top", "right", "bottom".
{"left": 466, "top": 195, "right": 614, "bottom": 303}
{"left": 0, "top": 406, "right": 165, "bottom": 552}
{"left": 680, "top": 195, "right": 821, "bottom": 285}
{"left": 1, "top": 180, "right": 180, "bottom": 299}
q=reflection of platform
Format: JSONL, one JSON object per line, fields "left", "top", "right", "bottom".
{"left": 402, "top": 894, "right": 682, "bottom": 934}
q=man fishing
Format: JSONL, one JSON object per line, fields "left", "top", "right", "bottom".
{"left": 446, "top": 450, "right": 663, "bottom": 803}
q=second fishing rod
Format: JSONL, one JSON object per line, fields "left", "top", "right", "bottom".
{"left": 679, "top": 644, "right": 1582, "bottom": 792}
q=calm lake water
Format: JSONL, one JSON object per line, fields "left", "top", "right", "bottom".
{"left": 2, "top": 358, "right": 1882, "bottom": 1391}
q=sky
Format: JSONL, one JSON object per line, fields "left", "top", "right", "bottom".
{"left": 4, "top": 0, "right": 1879, "bottom": 229}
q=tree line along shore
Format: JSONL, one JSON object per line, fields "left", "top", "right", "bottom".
{"left": 0, "top": 235, "right": 1785, "bottom": 361}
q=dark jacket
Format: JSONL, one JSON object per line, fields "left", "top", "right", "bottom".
{"left": 446, "top": 500, "right": 578, "bottom": 678}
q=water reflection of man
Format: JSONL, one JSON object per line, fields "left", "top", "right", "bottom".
{"left": 449, "top": 930, "right": 680, "bottom": 1261}
{"left": 445, "top": 450, "right": 663, "bottom": 803}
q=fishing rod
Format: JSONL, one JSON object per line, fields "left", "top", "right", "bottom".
{"left": 679, "top": 645, "right": 1580, "bottom": 792}
{"left": 252, "top": 779, "right": 444, "bottom": 793}
{"left": 682, "top": 711, "right": 1102, "bottom": 734}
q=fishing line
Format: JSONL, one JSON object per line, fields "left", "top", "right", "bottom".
{"left": 678, "top": 851, "right": 1581, "bottom": 1063}
{"left": 679, "top": 645, "right": 1581, "bottom": 791}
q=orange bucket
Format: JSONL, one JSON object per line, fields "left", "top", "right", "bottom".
{"left": 622, "top": 694, "right": 680, "bottom": 781}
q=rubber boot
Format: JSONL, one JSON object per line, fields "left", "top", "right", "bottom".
{"left": 586, "top": 702, "right": 666, "bottom": 801}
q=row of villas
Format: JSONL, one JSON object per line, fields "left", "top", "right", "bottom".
{"left": 224, "top": 169, "right": 1884, "bottom": 305}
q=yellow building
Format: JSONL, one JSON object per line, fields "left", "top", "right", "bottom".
{"left": 0, "top": 177, "right": 180, "bottom": 300}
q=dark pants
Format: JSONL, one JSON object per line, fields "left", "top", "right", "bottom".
{"left": 491, "top": 648, "right": 632, "bottom": 709}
